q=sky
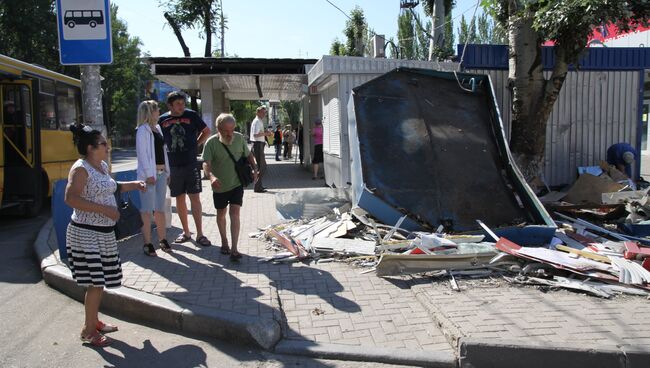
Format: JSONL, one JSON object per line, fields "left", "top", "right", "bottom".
{"left": 111, "top": 0, "right": 482, "bottom": 59}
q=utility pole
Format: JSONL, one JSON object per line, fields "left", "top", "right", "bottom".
{"left": 220, "top": 0, "right": 225, "bottom": 57}
{"left": 81, "top": 65, "right": 106, "bottom": 137}
{"left": 429, "top": 0, "right": 445, "bottom": 61}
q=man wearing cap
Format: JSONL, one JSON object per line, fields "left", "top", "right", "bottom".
{"left": 250, "top": 106, "right": 272, "bottom": 193}
{"left": 607, "top": 142, "right": 637, "bottom": 179}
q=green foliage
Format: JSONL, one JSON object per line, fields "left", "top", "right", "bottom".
{"left": 414, "top": 15, "right": 433, "bottom": 60}
{"left": 344, "top": 6, "right": 368, "bottom": 56}
{"left": 102, "top": 5, "right": 152, "bottom": 140}
{"left": 0, "top": 0, "right": 78, "bottom": 77}
{"left": 421, "top": 0, "right": 455, "bottom": 17}
{"left": 398, "top": 11, "right": 417, "bottom": 59}
{"left": 230, "top": 100, "right": 262, "bottom": 133}
{"left": 330, "top": 39, "right": 346, "bottom": 56}
{"left": 280, "top": 101, "right": 302, "bottom": 126}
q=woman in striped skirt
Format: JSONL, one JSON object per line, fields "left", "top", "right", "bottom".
{"left": 64, "top": 124, "right": 145, "bottom": 347}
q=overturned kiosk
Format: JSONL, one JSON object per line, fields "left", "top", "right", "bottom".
{"left": 347, "top": 68, "right": 556, "bottom": 246}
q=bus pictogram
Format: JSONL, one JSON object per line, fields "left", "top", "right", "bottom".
{"left": 64, "top": 10, "right": 104, "bottom": 28}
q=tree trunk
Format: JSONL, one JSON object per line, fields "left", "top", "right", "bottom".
{"left": 428, "top": 0, "right": 445, "bottom": 61}
{"left": 507, "top": 8, "right": 546, "bottom": 182}
{"left": 204, "top": 4, "right": 212, "bottom": 57}
{"left": 507, "top": 4, "right": 571, "bottom": 185}
{"left": 164, "top": 12, "right": 190, "bottom": 57}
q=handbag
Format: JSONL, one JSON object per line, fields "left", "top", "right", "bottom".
{"left": 114, "top": 189, "right": 143, "bottom": 240}
{"left": 221, "top": 141, "right": 254, "bottom": 187}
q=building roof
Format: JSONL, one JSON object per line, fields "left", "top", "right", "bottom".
{"left": 145, "top": 57, "right": 318, "bottom": 100}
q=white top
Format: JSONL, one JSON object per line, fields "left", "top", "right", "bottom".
{"left": 70, "top": 159, "right": 117, "bottom": 227}
{"left": 250, "top": 117, "right": 266, "bottom": 142}
{"left": 136, "top": 123, "right": 170, "bottom": 180}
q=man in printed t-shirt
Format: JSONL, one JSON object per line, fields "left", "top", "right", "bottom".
{"left": 158, "top": 91, "right": 212, "bottom": 247}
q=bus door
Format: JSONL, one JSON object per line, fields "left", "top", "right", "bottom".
{"left": 2, "top": 82, "right": 34, "bottom": 167}
{"left": 1, "top": 81, "right": 38, "bottom": 212}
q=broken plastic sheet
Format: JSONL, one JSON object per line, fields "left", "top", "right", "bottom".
{"left": 275, "top": 188, "right": 351, "bottom": 220}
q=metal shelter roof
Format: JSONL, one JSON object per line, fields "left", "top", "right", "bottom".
{"left": 146, "top": 57, "right": 317, "bottom": 100}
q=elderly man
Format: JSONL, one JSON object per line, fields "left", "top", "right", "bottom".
{"left": 202, "top": 113, "right": 258, "bottom": 261}
{"left": 249, "top": 106, "right": 272, "bottom": 193}
{"left": 607, "top": 142, "right": 637, "bottom": 179}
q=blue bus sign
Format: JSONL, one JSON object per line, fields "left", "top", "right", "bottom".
{"left": 56, "top": 0, "right": 113, "bottom": 65}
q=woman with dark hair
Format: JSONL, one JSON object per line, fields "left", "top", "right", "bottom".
{"left": 64, "top": 124, "right": 145, "bottom": 347}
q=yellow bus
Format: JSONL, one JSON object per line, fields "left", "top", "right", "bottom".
{"left": 1, "top": 54, "right": 86, "bottom": 216}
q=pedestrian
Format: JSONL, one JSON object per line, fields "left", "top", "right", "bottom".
{"left": 250, "top": 106, "right": 271, "bottom": 193}
{"left": 136, "top": 100, "right": 171, "bottom": 256}
{"left": 202, "top": 113, "right": 259, "bottom": 262}
{"left": 283, "top": 125, "right": 295, "bottom": 159}
{"left": 274, "top": 126, "right": 283, "bottom": 161}
{"left": 64, "top": 124, "right": 145, "bottom": 347}
{"left": 296, "top": 122, "right": 304, "bottom": 165}
{"left": 312, "top": 118, "right": 324, "bottom": 180}
{"left": 606, "top": 142, "right": 638, "bottom": 179}
{"left": 158, "top": 91, "right": 212, "bottom": 247}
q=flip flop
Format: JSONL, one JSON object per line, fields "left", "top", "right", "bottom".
{"left": 159, "top": 239, "right": 172, "bottom": 253}
{"left": 230, "top": 252, "right": 243, "bottom": 262}
{"left": 174, "top": 233, "right": 192, "bottom": 244}
{"left": 96, "top": 321, "right": 118, "bottom": 333}
{"left": 196, "top": 235, "right": 212, "bottom": 247}
{"left": 80, "top": 330, "right": 112, "bottom": 347}
{"left": 220, "top": 245, "right": 231, "bottom": 255}
{"left": 143, "top": 243, "right": 157, "bottom": 257}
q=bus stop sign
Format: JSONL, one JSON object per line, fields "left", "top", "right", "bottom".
{"left": 55, "top": 0, "right": 113, "bottom": 65}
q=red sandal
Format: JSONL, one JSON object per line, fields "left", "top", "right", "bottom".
{"left": 96, "top": 320, "right": 118, "bottom": 333}
{"left": 80, "top": 330, "right": 112, "bottom": 347}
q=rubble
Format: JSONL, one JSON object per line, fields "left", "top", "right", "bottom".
{"left": 254, "top": 184, "right": 650, "bottom": 300}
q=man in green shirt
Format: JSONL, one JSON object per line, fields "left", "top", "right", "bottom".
{"left": 202, "top": 113, "right": 258, "bottom": 261}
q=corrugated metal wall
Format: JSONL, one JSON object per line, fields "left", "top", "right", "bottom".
{"left": 470, "top": 68, "right": 642, "bottom": 186}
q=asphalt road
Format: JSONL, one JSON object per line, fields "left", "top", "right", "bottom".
{"left": 0, "top": 208, "right": 408, "bottom": 367}
{"left": 111, "top": 148, "right": 137, "bottom": 172}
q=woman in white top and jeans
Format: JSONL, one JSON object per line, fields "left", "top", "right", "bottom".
{"left": 136, "top": 100, "right": 171, "bottom": 256}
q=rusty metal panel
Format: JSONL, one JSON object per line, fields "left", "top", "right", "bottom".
{"left": 348, "top": 68, "right": 555, "bottom": 243}
{"left": 469, "top": 69, "right": 641, "bottom": 186}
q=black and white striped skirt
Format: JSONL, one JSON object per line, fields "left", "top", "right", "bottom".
{"left": 65, "top": 223, "right": 122, "bottom": 288}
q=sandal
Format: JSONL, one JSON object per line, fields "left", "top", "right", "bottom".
{"left": 80, "top": 330, "right": 112, "bottom": 347}
{"left": 220, "top": 245, "right": 231, "bottom": 255}
{"left": 96, "top": 321, "right": 118, "bottom": 333}
{"left": 174, "top": 233, "right": 192, "bottom": 244}
{"left": 143, "top": 243, "right": 156, "bottom": 257}
{"left": 159, "top": 239, "right": 172, "bottom": 253}
{"left": 196, "top": 235, "right": 212, "bottom": 247}
{"left": 230, "top": 252, "right": 242, "bottom": 262}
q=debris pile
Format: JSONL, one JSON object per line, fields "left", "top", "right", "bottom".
{"left": 254, "top": 190, "right": 650, "bottom": 299}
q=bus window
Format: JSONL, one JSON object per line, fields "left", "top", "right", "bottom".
{"left": 56, "top": 84, "right": 80, "bottom": 131}
{"left": 39, "top": 80, "right": 57, "bottom": 130}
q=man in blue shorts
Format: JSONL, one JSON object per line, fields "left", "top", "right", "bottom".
{"left": 202, "top": 113, "right": 258, "bottom": 261}
{"left": 158, "top": 91, "right": 212, "bottom": 246}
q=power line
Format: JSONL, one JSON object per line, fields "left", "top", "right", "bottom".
{"left": 324, "top": 0, "right": 352, "bottom": 21}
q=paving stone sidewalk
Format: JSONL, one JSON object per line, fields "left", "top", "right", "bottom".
{"left": 111, "top": 147, "right": 454, "bottom": 355}
{"left": 46, "top": 146, "right": 650, "bottom": 364}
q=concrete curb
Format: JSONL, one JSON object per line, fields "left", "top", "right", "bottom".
{"left": 412, "top": 284, "right": 463, "bottom": 350}
{"left": 459, "top": 338, "right": 650, "bottom": 368}
{"left": 275, "top": 339, "right": 457, "bottom": 367}
{"left": 34, "top": 220, "right": 281, "bottom": 350}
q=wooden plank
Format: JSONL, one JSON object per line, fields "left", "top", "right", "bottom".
{"left": 555, "top": 244, "right": 611, "bottom": 264}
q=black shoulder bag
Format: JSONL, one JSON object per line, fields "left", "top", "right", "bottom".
{"left": 114, "top": 184, "right": 144, "bottom": 240}
{"left": 221, "top": 142, "right": 254, "bottom": 187}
